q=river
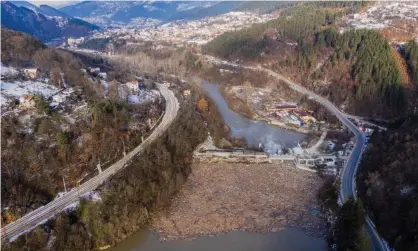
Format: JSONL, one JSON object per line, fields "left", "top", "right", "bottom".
{"left": 202, "top": 81, "right": 306, "bottom": 153}
{"left": 109, "top": 82, "right": 326, "bottom": 251}
{"left": 109, "top": 228, "right": 326, "bottom": 251}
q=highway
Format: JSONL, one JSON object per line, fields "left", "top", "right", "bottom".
{"left": 203, "top": 55, "right": 386, "bottom": 251}
{"left": 1, "top": 85, "right": 179, "bottom": 242}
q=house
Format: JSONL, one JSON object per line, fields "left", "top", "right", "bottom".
{"left": 183, "top": 89, "right": 191, "bottom": 96}
{"left": 264, "top": 104, "right": 297, "bottom": 113}
{"left": 19, "top": 94, "right": 35, "bottom": 108}
{"left": 295, "top": 111, "right": 317, "bottom": 124}
{"left": 126, "top": 80, "right": 139, "bottom": 93}
{"left": 98, "top": 72, "right": 107, "bottom": 79}
{"left": 89, "top": 67, "right": 100, "bottom": 74}
{"left": 24, "top": 68, "right": 40, "bottom": 79}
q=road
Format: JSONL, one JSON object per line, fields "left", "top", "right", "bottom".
{"left": 1, "top": 85, "right": 179, "bottom": 242}
{"left": 203, "top": 55, "right": 386, "bottom": 251}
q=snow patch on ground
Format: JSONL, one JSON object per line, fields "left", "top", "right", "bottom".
{"left": 127, "top": 89, "right": 160, "bottom": 104}
{"left": 1, "top": 64, "right": 18, "bottom": 77}
{"left": 63, "top": 201, "right": 79, "bottom": 212}
{"left": 1, "top": 80, "right": 59, "bottom": 106}
{"left": 82, "top": 190, "right": 102, "bottom": 201}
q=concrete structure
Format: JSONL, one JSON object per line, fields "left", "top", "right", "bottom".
{"left": 294, "top": 155, "right": 317, "bottom": 168}
{"left": 264, "top": 105, "right": 297, "bottom": 113}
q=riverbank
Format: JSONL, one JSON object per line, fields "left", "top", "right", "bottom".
{"left": 151, "top": 162, "right": 325, "bottom": 241}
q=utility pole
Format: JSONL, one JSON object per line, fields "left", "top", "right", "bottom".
{"left": 122, "top": 140, "right": 126, "bottom": 156}
{"left": 62, "top": 176, "right": 67, "bottom": 193}
{"left": 97, "top": 158, "right": 102, "bottom": 173}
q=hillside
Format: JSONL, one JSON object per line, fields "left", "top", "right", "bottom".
{"left": 1, "top": 1, "right": 99, "bottom": 42}
{"left": 1, "top": 28, "right": 46, "bottom": 67}
{"left": 357, "top": 116, "right": 418, "bottom": 251}
{"left": 205, "top": 2, "right": 414, "bottom": 120}
{"left": 0, "top": 28, "right": 163, "bottom": 229}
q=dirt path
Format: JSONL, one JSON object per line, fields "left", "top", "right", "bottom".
{"left": 152, "top": 163, "right": 325, "bottom": 241}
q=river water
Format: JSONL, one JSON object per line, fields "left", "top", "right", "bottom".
{"left": 202, "top": 81, "right": 305, "bottom": 153}
{"left": 109, "top": 228, "right": 327, "bottom": 251}
{"left": 109, "top": 82, "right": 326, "bottom": 251}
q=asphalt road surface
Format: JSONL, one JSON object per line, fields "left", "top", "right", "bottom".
{"left": 1, "top": 85, "right": 179, "bottom": 242}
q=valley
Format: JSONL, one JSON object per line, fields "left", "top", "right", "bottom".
{"left": 1, "top": 1, "right": 418, "bottom": 251}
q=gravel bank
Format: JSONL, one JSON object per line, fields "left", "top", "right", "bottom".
{"left": 152, "top": 163, "right": 325, "bottom": 241}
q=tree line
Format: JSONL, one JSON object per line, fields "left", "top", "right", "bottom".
{"left": 403, "top": 40, "right": 418, "bottom": 85}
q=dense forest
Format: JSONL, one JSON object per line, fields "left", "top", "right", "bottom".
{"left": 312, "top": 28, "right": 405, "bottom": 117}
{"left": 357, "top": 117, "right": 418, "bottom": 251}
{"left": 403, "top": 40, "right": 418, "bottom": 85}
{"left": 332, "top": 198, "right": 371, "bottom": 251}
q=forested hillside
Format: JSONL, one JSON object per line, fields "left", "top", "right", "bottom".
{"left": 357, "top": 117, "right": 418, "bottom": 251}
{"left": 403, "top": 40, "right": 418, "bottom": 85}
{"left": 205, "top": 2, "right": 409, "bottom": 119}
{"left": 1, "top": 28, "right": 46, "bottom": 67}
{"left": 310, "top": 28, "right": 405, "bottom": 117}
{"left": 1, "top": 28, "right": 162, "bottom": 224}
{"left": 3, "top": 104, "right": 207, "bottom": 251}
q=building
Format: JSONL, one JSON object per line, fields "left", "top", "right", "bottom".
{"left": 89, "top": 67, "right": 100, "bottom": 74}
{"left": 67, "top": 37, "right": 85, "bottom": 46}
{"left": 126, "top": 80, "right": 139, "bottom": 93}
{"left": 19, "top": 94, "right": 35, "bottom": 108}
{"left": 294, "top": 154, "right": 317, "bottom": 168}
{"left": 264, "top": 105, "right": 297, "bottom": 113}
{"left": 183, "top": 89, "right": 191, "bottom": 96}
{"left": 295, "top": 111, "right": 317, "bottom": 124}
{"left": 24, "top": 68, "right": 40, "bottom": 79}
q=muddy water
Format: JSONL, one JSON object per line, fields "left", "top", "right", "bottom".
{"left": 109, "top": 228, "right": 326, "bottom": 251}
{"left": 202, "top": 81, "right": 305, "bottom": 153}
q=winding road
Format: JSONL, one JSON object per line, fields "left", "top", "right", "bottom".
{"left": 1, "top": 85, "right": 179, "bottom": 242}
{"left": 203, "top": 55, "right": 386, "bottom": 251}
